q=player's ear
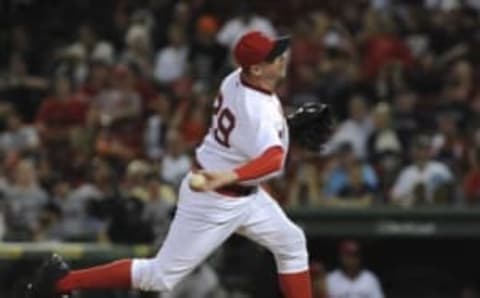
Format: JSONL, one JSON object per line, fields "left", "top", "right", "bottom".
{"left": 249, "top": 64, "right": 263, "bottom": 77}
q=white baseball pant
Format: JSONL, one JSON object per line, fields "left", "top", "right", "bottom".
{"left": 131, "top": 172, "right": 308, "bottom": 292}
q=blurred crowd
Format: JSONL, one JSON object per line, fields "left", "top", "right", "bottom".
{"left": 2, "top": 0, "right": 480, "bottom": 244}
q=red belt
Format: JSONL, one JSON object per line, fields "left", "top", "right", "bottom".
{"left": 192, "top": 158, "right": 257, "bottom": 197}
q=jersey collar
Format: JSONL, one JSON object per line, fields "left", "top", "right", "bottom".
{"left": 240, "top": 74, "right": 273, "bottom": 96}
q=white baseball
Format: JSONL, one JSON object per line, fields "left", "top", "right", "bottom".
{"left": 189, "top": 173, "right": 207, "bottom": 189}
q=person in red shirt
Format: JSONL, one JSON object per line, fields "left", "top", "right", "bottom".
{"left": 36, "top": 76, "right": 90, "bottom": 143}
{"left": 36, "top": 76, "right": 90, "bottom": 175}
{"left": 172, "top": 92, "right": 210, "bottom": 150}
{"left": 360, "top": 12, "right": 413, "bottom": 79}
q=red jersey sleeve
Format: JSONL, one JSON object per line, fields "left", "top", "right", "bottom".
{"left": 234, "top": 146, "right": 284, "bottom": 181}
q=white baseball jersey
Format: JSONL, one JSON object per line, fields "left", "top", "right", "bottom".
{"left": 196, "top": 68, "right": 289, "bottom": 185}
{"left": 327, "top": 269, "right": 384, "bottom": 298}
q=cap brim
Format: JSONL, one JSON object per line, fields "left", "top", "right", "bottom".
{"left": 265, "top": 36, "right": 290, "bottom": 61}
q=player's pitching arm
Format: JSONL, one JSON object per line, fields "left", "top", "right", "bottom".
{"left": 189, "top": 146, "right": 284, "bottom": 192}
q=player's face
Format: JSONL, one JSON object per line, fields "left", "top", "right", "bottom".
{"left": 262, "top": 50, "right": 290, "bottom": 81}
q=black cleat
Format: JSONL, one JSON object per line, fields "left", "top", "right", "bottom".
{"left": 25, "top": 254, "right": 70, "bottom": 298}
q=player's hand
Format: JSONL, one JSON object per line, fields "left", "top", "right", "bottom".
{"left": 190, "top": 170, "right": 239, "bottom": 192}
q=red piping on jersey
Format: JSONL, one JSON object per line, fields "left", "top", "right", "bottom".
{"left": 234, "top": 146, "right": 284, "bottom": 181}
{"left": 240, "top": 73, "right": 273, "bottom": 95}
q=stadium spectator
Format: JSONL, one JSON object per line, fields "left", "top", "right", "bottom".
{"left": 285, "top": 149, "right": 322, "bottom": 207}
{"left": 288, "top": 15, "right": 325, "bottom": 101}
{"left": 160, "top": 132, "right": 191, "bottom": 187}
{"left": 78, "top": 60, "right": 111, "bottom": 98}
{"left": 7, "top": 25, "right": 41, "bottom": 74}
{"left": 323, "top": 143, "right": 378, "bottom": 201}
{"left": 326, "top": 240, "right": 384, "bottom": 298}
{"left": 188, "top": 15, "right": 227, "bottom": 88}
{"left": 436, "top": 60, "right": 474, "bottom": 130}
{"left": 314, "top": 30, "right": 359, "bottom": 114}
{"left": 1, "top": 40, "right": 49, "bottom": 120}
{"left": 392, "top": 91, "right": 421, "bottom": 149}
{"left": 36, "top": 76, "right": 89, "bottom": 147}
{"left": 289, "top": 16, "right": 324, "bottom": 70}
{"left": 93, "top": 64, "right": 143, "bottom": 162}
{"left": 60, "top": 24, "right": 115, "bottom": 85}
{"left": 334, "top": 160, "right": 376, "bottom": 207}
{"left": 45, "top": 177, "right": 105, "bottom": 241}
{"left": 391, "top": 135, "right": 454, "bottom": 207}
{"left": 123, "top": 159, "right": 152, "bottom": 201}
{"left": 154, "top": 25, "right": 189, "bottom": 85}
{"left": 432, "top": 110, "right": 468, "bottom": 175}
{"left": 130, "top": 9, "right": 156, "bottom": 37}
{"left": 176, "top": 91, "right": 210, "bottom": 149}
{"left": 359, "top": 10, "right": 413, "bottom": 79}
{"left": 367, "top": 102, "right": 403, "bottom": 162}
{"left": 3, "top": 159, "right": 48, "bottom": 240}
{"left": 121, "top": 24, "right": 153, "bottom": 78}
{"left": 72, "top": 24, "right": 114, "bottom": 64}
{"left": 367, "top": 102, "right": 404, "bottom": 194}
{"left": 72, "top": 158, "right": 117, "bottom": 201}
{"left": 216, "top": 1, "right": 276, "bottom": 48}
{"left": 329, "top": 95, "right": 373, "bottom": 159}
{"left": 169, "top": 1, "right": 194, "bottom": 36}
{"left": 105, "top": 194, "right": 153, "bottom": 244}
{"left": 91, "top": 64, "right": 142, "bottom": 125}
{"left": 142, "top": 174, "right": 175, "bottom": 247}
{"left": 310, "top": 260, "right": 328, "bottom": 298}
{"left": 0, "top": 110, "right": 39, "bottom": 155}
{"left": 144, "top": 94, "right": 172, "bottom": 160}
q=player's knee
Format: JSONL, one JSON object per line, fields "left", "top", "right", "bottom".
{"left": 131, "top": 258, "right": 172, "bottom": 292}
{"left": 287, "top": 224, "right": 308, "bottom": 256}
{"left": 274, "top": 224, "right": 309, "bottom": 272}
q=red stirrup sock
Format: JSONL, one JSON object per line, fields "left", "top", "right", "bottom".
{"left": 56, "top": 259, "right": 132, "bottom": 293}
{"left": 279, "top": 270, "right": 313, "bottom": 298}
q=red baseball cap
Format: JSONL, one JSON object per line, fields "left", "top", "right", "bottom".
{"left": 234, "top": 31, "right": 290, "bottom": 68}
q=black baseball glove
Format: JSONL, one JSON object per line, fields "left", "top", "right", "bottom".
{"left": 287, "top": 102, "right": 334, "bottom": 151}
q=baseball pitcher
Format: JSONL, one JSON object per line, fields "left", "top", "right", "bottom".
{"left": 25, "top": 31, "right": 333, "bottom": 298}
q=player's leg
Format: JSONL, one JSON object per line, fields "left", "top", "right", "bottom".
{"left": 27, "top": 177, "right": 244, "bottom": 297}
{"left": 237, "top": 188, "right": 312, "bottom": 298}
{"left": 130, "top": 203, "right": 241, "bottom": 292}
{"left": 53, "top": 215, "right": 235, "bottom": 294}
